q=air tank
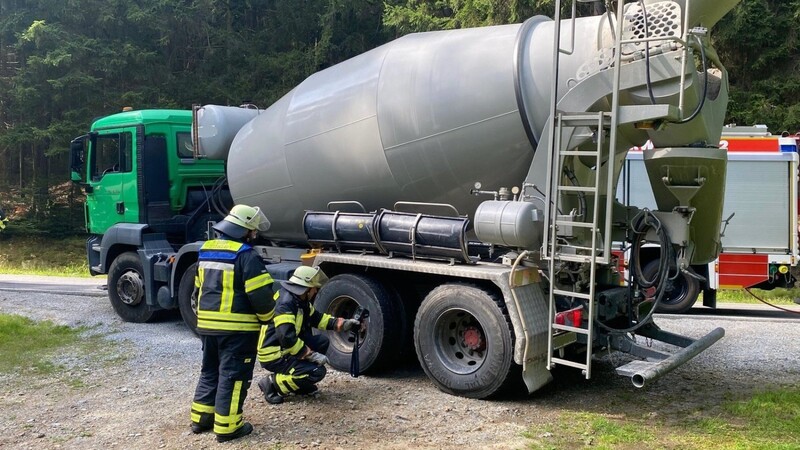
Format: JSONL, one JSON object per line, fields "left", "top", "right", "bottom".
{"left": 227, "top": 15, "right": 615, "bottom": 244}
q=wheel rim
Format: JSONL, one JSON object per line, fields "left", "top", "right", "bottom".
{"left": 327, "top": 295, "right": 365, "bottom": 353}
{"left": 433, "top": 308, "right": 487, "bottom": 375}
{"left": 117, "top": 270, "right": 144, "bottom": 306}
{"left": 662, "top": 274, "right": 689, "bottom": 306}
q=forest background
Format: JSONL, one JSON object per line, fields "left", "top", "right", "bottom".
{"left": 0, "top": 0, "right": 798, "bottom": 235}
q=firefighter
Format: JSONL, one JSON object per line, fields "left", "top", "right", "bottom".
{"left": 0, "top": 207, "right": 8, "bottom": 231}
{"left": 256, "top": 266, "right": 360, "bottom": 404}
{"left": 189, "top": 204, "right": 275, "bottom": 443}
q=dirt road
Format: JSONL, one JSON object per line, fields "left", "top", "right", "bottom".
{"left": 1, "top": 277, "right": 799, "bottom": 449}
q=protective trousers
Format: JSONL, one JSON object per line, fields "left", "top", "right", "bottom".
{"left": 264, "top": 334, "right": 329, "bottom": 395}
{"left": 191, "top": 333, "right": 258, "bottom": 436}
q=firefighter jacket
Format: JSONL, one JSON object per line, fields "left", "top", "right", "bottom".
{"left": 195, "top": 239, "right": 275, "bottom": 334}
{"left": 257, "top": 287, "right": 337, "bottom": 363}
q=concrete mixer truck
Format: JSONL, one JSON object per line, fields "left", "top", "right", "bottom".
{"left": 69, "top": 0, "right": 741, "bottom": 399}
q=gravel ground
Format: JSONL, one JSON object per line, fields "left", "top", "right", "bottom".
{"left": 0, "top": 277, "right": 799, "bottom": 449}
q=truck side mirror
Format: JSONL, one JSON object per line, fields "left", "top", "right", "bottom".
{"left": 69, "top": 136, "right": 87, "bottom": 183}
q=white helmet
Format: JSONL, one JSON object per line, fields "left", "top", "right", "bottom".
{"left": 213, "top": 204, "right": 270, "bottom": 238}
{"left": 282, "top": 266, "right": 329, "bottom": 295}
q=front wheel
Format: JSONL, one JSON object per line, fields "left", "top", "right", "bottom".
{"left": 108, "top": 252, "right": 154, "bottom": 323}
{"left": 178, "top": 263, "right": 199, "bottom": 337}
{"left": 414, "top": 284, "right": 514, "bottom": 399}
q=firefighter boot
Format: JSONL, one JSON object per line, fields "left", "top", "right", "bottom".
{"left": 190, "top": 412, "right": 213, "bottom": 434}
{"left": 258, "top": 375, "right": 284, "bottom": 404}
{"left": 216, "top": 422, "right": 253, "bottom": 443}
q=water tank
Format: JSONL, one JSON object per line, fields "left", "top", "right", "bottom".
{"left": 195, "top": 105, "right": 262, "bottom": 160}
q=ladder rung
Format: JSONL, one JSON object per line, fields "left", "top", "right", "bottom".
{"left": 551, "top": 356, "right": 589, "bottom": 371}
{"left": 552, "top": 289, "right": 592, "bottom": 300}
{"left": 553, "top": 254, "right": 595, "bottom": 263}
{"left": 556, "top": 113, "right": 611, "bottom": 127}
{"left": 556, "top": 220, "right": 595, "bottom": 229}
{"left": 560, "top": 150, "right": 600, "bottom": 157}
{"left": 552, "top": 323, "right": 590, "bottom": 334}
{"left": 557, "top": 185, "right": 597, "bottom": 193}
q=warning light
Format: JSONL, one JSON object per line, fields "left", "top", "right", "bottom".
{"left": 554, "top": 306, "right": 583, "bottom": 327}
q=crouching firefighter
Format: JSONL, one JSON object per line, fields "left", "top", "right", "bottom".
{"left": 189, "top": 204, "right": 275, "bottom": 443}
{"left": 257, "top": 266, "right": 360, "bottom": 404}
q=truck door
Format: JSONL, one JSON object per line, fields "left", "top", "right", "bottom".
{"left": 85, "top": 127, "right": 139, "bottom": 233}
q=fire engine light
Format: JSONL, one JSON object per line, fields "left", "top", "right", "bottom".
{"left": 779, "top": 265, "right": 789, "bottom": 274}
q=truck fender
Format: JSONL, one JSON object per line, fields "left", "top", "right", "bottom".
{"left": 96, "top": 223, "right": 148, "bottom": 273}
{"left": 170, "top": 242, "right": 203, "bottom": 298}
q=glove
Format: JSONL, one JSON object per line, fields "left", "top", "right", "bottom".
{"left": 340, "top": 318, "right": 361, "bottom": 332}
{"left": 306, "top": 351, "right": 329, "bottom": 366}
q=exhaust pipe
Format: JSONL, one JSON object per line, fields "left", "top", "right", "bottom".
{"left": 630, "top": 327, "right": 725, "bottom": 388}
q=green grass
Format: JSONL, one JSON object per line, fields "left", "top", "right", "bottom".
{"left": 525, "top": 388, "right": 800, "bottom": 449}
{"left": 0, "top": 234, "right": 90, "bottom": 277}
{"left": 0, "top": 313, "right": 87, "bottom": 374}
{"left": 716, "top": 288, "right": 798, "bottom": 306}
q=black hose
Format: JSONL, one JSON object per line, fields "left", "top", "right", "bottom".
{"left": 671, "top": 34, "right": 708, "bottom": 124}
{"left": 596, "top": 209, "right": 673, "bottom": 334}
{"left": 639, "top": 1, "right": 657, "bottom": 105}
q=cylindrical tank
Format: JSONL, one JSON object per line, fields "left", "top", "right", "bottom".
{"left": 195, "top": 105, "right": 261, "bottom": 160}
{"left": 228, "top": 16, "right": 611, "bottom": 244}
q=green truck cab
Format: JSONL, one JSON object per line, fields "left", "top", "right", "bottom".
{"left": 69, "top": 109, "right": 230, "bottom": 324}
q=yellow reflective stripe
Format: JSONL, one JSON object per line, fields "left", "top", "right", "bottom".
{"left": 229, "top": 380, "right": 242, "bottom": 417}
{"left": 256, "top": 310, "right": 274, "bottom": 322}
{"left": 245, "top": 273, "right": 274, "bottom": 293}
{"left": 273, "top": 291, "right": 280, "bottom": 300}
{"left": 276, "top": 373, "right": 298, "bottom": 393}
{"left": 201, "top": 240, "right": 244, "bottom": 251}
{"left": 287, "top": 338, "right": 305, "bottom": 356}
{"left": 258, "top": 345, "right": 282, "bottom": 362}
{"left": 197, "top": 310, "right": 259, "bottom": 324}
{"left": 274, "top": 313, "right": 295, "bottom": 327}
{"left": 197, "top": 320, "right": 261, "bottom": 332}
{"left": 191, "top": 402, "right": 215, "bottom": 414}
{"left": 196, "top": 268, "right": 204, "bottom": 305}
{"left": 318, "top": 313, "right": 332, "bottom": 329}
{"left": 220, "top": 269, "right": 234, "bottom": 313}
{"left": 199, "top": 261, "right": 235, "bottom": 271}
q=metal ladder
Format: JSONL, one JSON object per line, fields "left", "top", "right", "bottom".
{"left": 542, "top": 1, "right": 627, "bottom": 379}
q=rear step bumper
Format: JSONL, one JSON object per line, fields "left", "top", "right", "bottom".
{"left": 613, "top": 325, "right": 725, "bottom": 388}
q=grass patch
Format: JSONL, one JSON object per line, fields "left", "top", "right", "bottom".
{"left": 0, "top": 234, "right": 90, "bottom": 277}
{"left": 525, "top": 388, "right": 800, "bottom": 449}
{"left": 715, "top": 288, "right": 797, "bottom": 306}
{"left": 0, "top": 313, "right": 87, "bottom": 374}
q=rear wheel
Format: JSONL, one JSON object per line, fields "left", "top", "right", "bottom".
{"left": 314, "top": 274, "right": 405, "bottom": 374}
{"left": 178, "top": 263, "right": 199, "bottom": 336}
{"left": 645, "top": 259, "right": 700, "bottom": 314}
{"left": 108, "top": 252, "right": 154, "bottom": 323}
{"left": 414, "top": 284, "right": 514, "bottom": 399}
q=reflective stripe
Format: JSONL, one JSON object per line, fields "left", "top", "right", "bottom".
{"left": 273, "top": 291, "right": 280, "bottom": 301}
{"left": 191, "top": 402, "right": 215, "bottom": 414}
{"left": 202, "top": 240, "right": 244, "bottom": 251}
{"left": 256, "top": 310, "right": 274, "bottom": 322}
{"left": 220, "top": 269, "right": 234, "bottom": 313}
{"left": 198, "top": 261, "right": 235, "bottom": 271}
{"left": 258, "top": 345, "right": 282, "bottom": 362}
{"left": 245, "top": 272, "right": 274, "bottom": 293}
{"left": 274, "top": 314, "right": 295, "bottom": 327}
{"left": 197, "top": 319, "right": 261, "bottom": 332}
{"left": 198, "top": 310, "right": 260, "bottom": 324}
{"left": 229, "top": 380, "right": 242, "bottom": 417}
{"left": 318, "top": 313, "right": 332, "bottom": 329}
{"left": 287, "top": 338, "right": 305, "bottom": 356}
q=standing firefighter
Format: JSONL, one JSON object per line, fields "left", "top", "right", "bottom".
{"left": 257, "top": 266, "right": 360, "bottom": 404}
{"left": 190, "top": 204, "right": 275, "bottom": 443}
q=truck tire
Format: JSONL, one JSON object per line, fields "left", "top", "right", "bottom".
{"left": 314, "top": 274, "right": 405, "bottom": 374}
{"left": 414, "top": 284, "right": 514, "bottom": 399}
{"left": 644, "top": 259, "right": 700, "bottom": 314}
{"left": 178, "top": 263, "right": 199, "bottom": 337}
{"left": 108, "top": 252, "right": 154, "bottom": 323}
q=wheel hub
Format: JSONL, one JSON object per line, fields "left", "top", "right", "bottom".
{"left": 461, "top": 326, "right": 485, "bottom": 351}
{"left": 118, "top": 271, "right": 144, "bottom": 306}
